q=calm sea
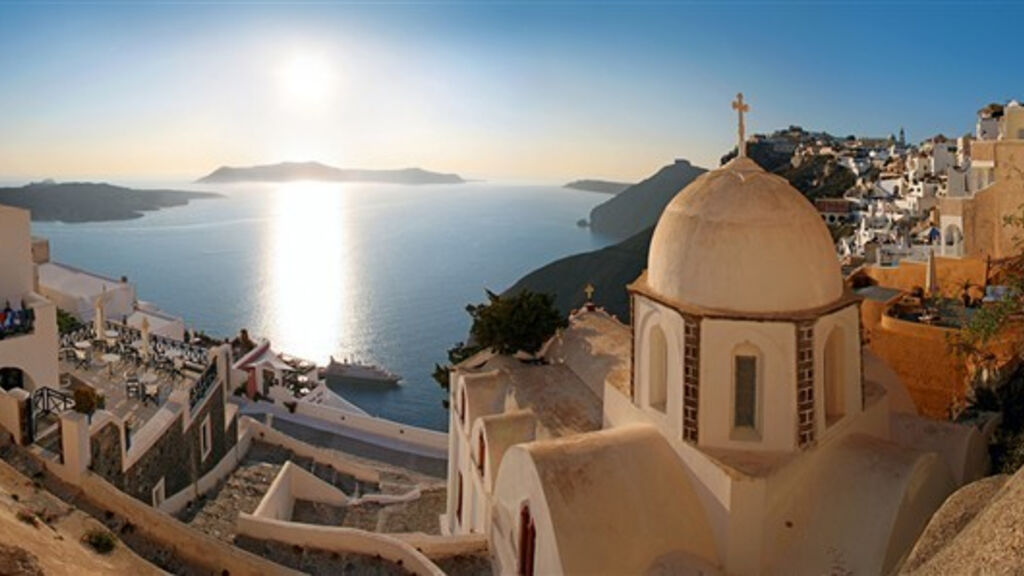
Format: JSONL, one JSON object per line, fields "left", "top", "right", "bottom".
{"left": 30, "top": 182, "right": 614, "bottom": 430}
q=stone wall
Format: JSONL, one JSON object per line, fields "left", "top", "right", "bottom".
{"left": 796, "top": 321, "right": 816, "bottom": 447}
{"left": 89, "top": 379, "right": 239, "bottom": 506}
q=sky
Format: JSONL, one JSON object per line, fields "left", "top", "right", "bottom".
{"left": 0, "top": 1, "right": 1023, "bottom": 184}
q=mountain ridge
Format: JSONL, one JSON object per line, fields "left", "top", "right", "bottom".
{"left": 0, "top": 181, "right": 220, "bottom": 223}
{"left": 197, "top": 161, "right": 465, "bottom": 185}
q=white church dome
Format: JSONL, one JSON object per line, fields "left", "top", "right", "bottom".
{"left": 647, "top": 155, "right": 844, "bottom": 314}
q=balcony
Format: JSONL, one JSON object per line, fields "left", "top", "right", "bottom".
{"left": 0, "top": 304, "right": 36, "bottom": 341}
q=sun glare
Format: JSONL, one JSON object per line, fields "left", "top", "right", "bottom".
{"left": 278, "top": 52, "right": 336, "bottom": 106}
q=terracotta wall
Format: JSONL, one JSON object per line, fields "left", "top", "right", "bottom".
{"left": 860, "top": 257, "right": 988, "bottom": 300}
{"left": 868, "top": 316, "right": 966, "bottom": 419}
{"left": 866, "top": 313, "right": 1022, "bottom": 419}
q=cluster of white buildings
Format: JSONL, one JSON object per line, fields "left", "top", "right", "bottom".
{"left": 825, "top": 101, "right": 1024, "bottom": 265}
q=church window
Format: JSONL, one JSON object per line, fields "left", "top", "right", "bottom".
{"left": 648, "top": 325, "right": 668, "bottom": 412}
{"left": 734, "top": 355, "right": 757, "bottom": 430}
{"left": 459, "top": 387, "right": 466, "bottom": 425}
{"left": 477, "top": 433, "right": 486, "bottom": 477}
{"left": 456, "top": 471, "right": 464, "bottom": 525}
{"left": 824, "top": 328, "right": 845, "bottom": 426}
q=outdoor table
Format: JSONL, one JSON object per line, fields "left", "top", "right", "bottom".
{"left": 101, "top": 353, "right": 121, "bottom": 376}
{"left": 74, "top": 341, "right": 92, "bottom": 350}
{"left": 140, "top": 372, "right": 158, "bottom": 385}
{"left": 104, "top": 330, "right": 119, "bottom": 339}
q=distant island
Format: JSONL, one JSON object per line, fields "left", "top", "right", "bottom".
{"left": 197, "top": 161, "right": 465, "bottom": 185}
{"left": 0, "top": 180, "right": 221, "bottom": 223}
{"left": 564, "top": 179, "right": 632, "bottom": 194}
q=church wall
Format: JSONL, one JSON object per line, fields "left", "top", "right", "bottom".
{"left": 632, "top": 297, "right": 685, "bottom": 439}
{"left": 491, "top": 447, "right": 560, "bottom": 576}
{"left": 443, "top": 393, "right": 462, "bottom": 535}
{"left": 602, "top": 382, "right": 733, "bottom": 565}
{"left": 699, "top": 319, "right": 797, "bottom": 452}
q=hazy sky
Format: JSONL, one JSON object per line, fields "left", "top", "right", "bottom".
{"left": 1, "top": 2, "right": 1022, "bottom": 183}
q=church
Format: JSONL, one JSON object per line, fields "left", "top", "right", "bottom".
{"left": 442, "top": 97, "right": 989, "bottom": 575}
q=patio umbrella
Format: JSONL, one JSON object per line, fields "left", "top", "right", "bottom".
{"left": 925, "top": 248, "right": 939, "bottom": 296}
{"left": 140, "top": 316, "right": 151, "bottom": 362}
{"left": 93, "top": 295, "right": 105, "bottom": 338}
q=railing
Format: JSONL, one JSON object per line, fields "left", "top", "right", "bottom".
{"left": 189, "top": 362, "right": 218, "bottom": 411}
{"left": 0, "top": 306, "right": 35, "bottom": 340}
{"left": 61, "top": 319, "right": 210, "bottom": 366}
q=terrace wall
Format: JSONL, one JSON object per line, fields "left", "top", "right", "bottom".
{"left": 235, "top": 514, "right": 446, "bottom": 576}
{"left": 860, "top": 257, "right": 987, "bottom": 301}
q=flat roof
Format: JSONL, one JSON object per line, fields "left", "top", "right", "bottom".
{"left": 464, "top": 355, "right": 603, "bottom": 439}
{"left": 855, "top": 285, "right": 903, "bottom": 303}
{"left": 38, "top": 261, "right": 128, "bottom": 298}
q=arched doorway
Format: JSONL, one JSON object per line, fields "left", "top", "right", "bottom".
{"left": 944, "top": 224, "right": 963, "bottom": 257}
{"left": 0, "top": 367, "right": 26, "bottom": 391}
{"left": 518, "top": 504, "right": 536, "bottom": 576}
{"left": 648, "top": 325, "right": 668, "bottom": 412}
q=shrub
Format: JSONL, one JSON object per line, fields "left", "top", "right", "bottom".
{"left": 82, "top": 528, "right": 116, "bottom": 554}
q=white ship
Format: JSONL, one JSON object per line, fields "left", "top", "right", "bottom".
{"left": 324, "top": 356, "right": 401, "bottom": 387}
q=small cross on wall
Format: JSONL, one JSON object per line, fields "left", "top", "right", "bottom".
{"left": 732, "top": 92, "right": 749, "bottom": 158}
{"left": 584, "top": 283, "right": 595, "bottom": 302}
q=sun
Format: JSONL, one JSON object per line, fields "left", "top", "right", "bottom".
{"left": 278, "top": 52, "right": 335, "bottom": 106}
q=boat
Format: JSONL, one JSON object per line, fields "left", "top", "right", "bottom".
{"left": 324, "top": 356, "right": 401, "bottom": 387}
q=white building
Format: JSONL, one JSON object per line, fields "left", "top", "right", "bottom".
{"left": 37, "top": 261, "right": 136, "bottom": 322}
{"left": 0, "top": 205, "right": 59, "bottom": 392}
{"left": 444, "top": 155, "right": 987, "bottom": 575}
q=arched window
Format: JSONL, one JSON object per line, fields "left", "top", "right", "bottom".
{"left": 734, "top": 354, "right": 758, "bottom": 430}
{"left": 824, "top": 328, "right": 845, "bottom": 426}
{"left": 476, "top": 433, "right": 486, "bottom": 477}
{"left": 518, "top": 504, "right": 536, "bottom": 576}
{"left": 459, "top": 387, "right": 466, "bottom": 425}
{"left": 648, "top": 325, "right": 668, "bottom": 412}
{"left": 456, "top": 471, "right": 464, "bottom": 525}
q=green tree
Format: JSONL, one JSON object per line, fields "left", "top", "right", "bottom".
{"left": 952, "top": 204, "right": 1024, "bottom": 471}
{"left": 432, "top": 289, "right": 566, "bottom": 407}
{"left": 56, "top": 308, "right": 83, "bottom": 336}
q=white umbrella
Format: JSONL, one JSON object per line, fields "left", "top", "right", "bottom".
{"left": 93, "top": 295, "right": 105, "bottom": 338}
{"left": 140, "top": 316, "right": 151, "bottom": 362}
{"left": 925, "top": 248, "right": 939, "bottom": 296}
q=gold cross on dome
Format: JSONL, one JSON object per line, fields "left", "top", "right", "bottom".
{"left": 584, "top": 283, "right": 595, "bottom": 302}
{"left": 732, "top": 92, "right": 749, "bottom": 158}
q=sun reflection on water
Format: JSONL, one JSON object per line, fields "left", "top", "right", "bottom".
{"left": 263, "top": 182, "right": 352, "bottom": 363}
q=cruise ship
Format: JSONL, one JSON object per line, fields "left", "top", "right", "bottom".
{"left": 324, "top": 356, "right": 401, "bottom": 387}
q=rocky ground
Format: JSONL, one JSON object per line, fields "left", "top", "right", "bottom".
{"left": 235, "top": 535, "right": 412, "bottom": 575}
{"left": 0, "top": 450, "right": 162, "bottom": 575}
{"left": 291, "top": 486, "right": 447, "bottom": 534}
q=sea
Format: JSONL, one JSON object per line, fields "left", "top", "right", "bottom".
{"left": 30, "top": 182, "right": 616, "bottom": 431}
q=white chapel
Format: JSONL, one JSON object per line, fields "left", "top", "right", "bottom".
{"left": 443, "top": 96, "right": 989, "bottom": 575}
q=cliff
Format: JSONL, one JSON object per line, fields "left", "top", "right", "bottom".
{"left": 587, "top": 160, "right": 706, "bottom": 239}
{"left": 504, "top": 227, "right": 653, "bottom": 321}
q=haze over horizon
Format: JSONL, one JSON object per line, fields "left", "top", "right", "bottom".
{"left": 2, "top": 2, "right": 1022, "bottom": 183}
